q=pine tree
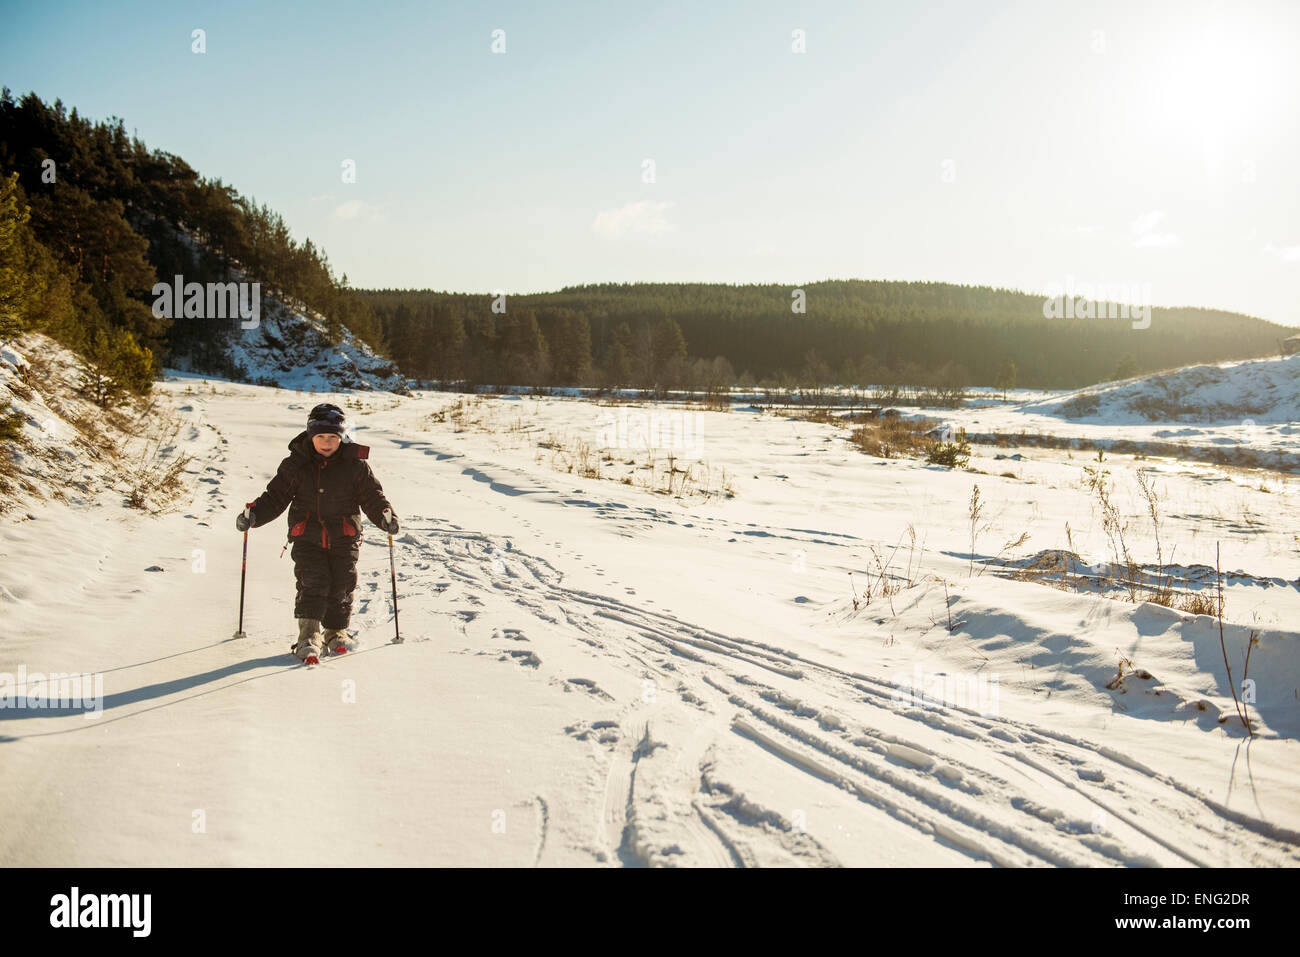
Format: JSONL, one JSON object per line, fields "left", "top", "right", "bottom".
{"left": 78, "top": 326, "right": 154, "bottom": 407}
{"left": 500, "top": 310, "right": 547, "bottom": 386}
{"left": 995, "top": 357, "right": 1017, "bottom": 401}
{"left": 651, "top": 318, "right": 687, "bottom": 389}
{"left": 603, "top": 321, "right": 633, "bottom": 390}
{"left": 802, "top": 348, "right": 831, "bottom": 391}
{"left": 0, "top": 402, "right": 24, "bottom": 442}
{"left": 1113, "top": 354, "right": 1139, "bottom": 381}
{"left": 428, "top": 304, "right": 466, "bottom": 382}
{"left": 0, "top": 171, "right": 31, "bottom": 341}
{"left": 546, "top": 309, "right": 592, "bottom": 385}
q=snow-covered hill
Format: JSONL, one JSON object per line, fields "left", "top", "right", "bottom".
{"left": 169, "top": 295, "right": 412, "bottom": 395}
{"left": 1, "top": 374, "right": 1297, "bottom": 866}
{"left": 148, "top": 218, "right": 410, "bottom": 396}
{"left": 0, "top": 332, "right": 202, "bottom": 517}
{"left": 1032, "top": 353, "right": 1300, "bottom": 425}
{"left": 920, "top": 353, "right": 1300, "bottom": 472}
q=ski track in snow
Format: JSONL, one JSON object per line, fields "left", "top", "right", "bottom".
{"left": 340, "top": 491, "right": 1298, "bottom": 867}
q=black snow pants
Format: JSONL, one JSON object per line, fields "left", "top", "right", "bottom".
{"left": 292, "top": 541, "right": 359, "bottom": 630}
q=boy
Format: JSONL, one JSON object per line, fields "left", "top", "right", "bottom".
{"left": 236, "top": 403, "right": 400, "bottom": 663}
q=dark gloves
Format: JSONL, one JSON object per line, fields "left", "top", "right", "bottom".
{"left": 235, "top": 505, "right": 256, "bottom": 532}
{"left": 381, "top": 509, "right": 399, "bottom": 535}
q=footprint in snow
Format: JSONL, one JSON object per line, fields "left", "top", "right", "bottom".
{"left": 565, "top": 719, "right": 620, "bottom": 746}
{"left": 503, "top": 649, "right": 541, "bottom": 668}
{"left": 678, "top": 689, "right": 708, "bottom": 711}
{"left": 563, "top": 678, "right": 614, "bottom": 701}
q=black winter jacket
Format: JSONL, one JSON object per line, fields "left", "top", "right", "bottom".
{"left": 250, "top": 431, "right": 395, "bottom": 550}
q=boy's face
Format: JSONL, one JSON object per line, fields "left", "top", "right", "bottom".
{"left": 312, "top": 433, "right": 341, "bottom": 457}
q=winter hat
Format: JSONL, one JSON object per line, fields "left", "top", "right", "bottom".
{"left": 307, "top": 403, "right": 346, "bottom": 438}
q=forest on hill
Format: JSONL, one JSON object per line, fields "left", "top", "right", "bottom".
{"left": 361, "top": 282, "right": 1289, "bottom": 391}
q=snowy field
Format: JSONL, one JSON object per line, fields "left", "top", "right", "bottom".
{"left": 1, "top": 350, "right": 1298, "bottom": 866}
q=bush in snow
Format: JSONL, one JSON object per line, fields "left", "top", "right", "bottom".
{"left": 0, "top": 402, "right": 23, "bottom": 441}
{"left": 77, "top": 327, "right": 154, "bottom": 408}
{"left": 926, "top": 428, "right": 971, "bottom": 468}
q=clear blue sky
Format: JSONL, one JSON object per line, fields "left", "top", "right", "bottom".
{"left": 4, "top": 0, "right": 1298, "bottom": 325}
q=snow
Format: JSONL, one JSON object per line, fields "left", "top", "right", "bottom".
{"left": 1, "top": 350, "right": 1298, "bottom": 866}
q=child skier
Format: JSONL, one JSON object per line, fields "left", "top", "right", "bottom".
{"left": 236, "top": 403, "right": 400, "bottom": 663}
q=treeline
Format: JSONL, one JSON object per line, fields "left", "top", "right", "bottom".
{"left": 0, "top": 89, "right": 384, "bottom": 400}
{"left": 361, "top": 282, "right": 1289, "bottom": 391}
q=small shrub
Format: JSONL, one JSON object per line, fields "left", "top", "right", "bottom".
{"left": 1178, "top": 591, "right": 1221, "bottom": 617}
{"left": 926, "top": 428, "right": 971, "bottom": 469}
{"left": 848, "top": 416, "right": 940, "bottom": 459}
{"left": 1106, "top": 653, "right": 1137, "bottom": 690}
{"left": 5, "top": 378, "right": 33, "bottom": 402}
{"left": 0, "top": 403, "right": 24, "bottom": 442}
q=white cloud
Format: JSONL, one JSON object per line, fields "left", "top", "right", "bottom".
{"left": 591, "top": 200, "right": 676, "bottom": 239}
{"left": 1130, "top": 210, "right": 1180, "bottom": 248}
{"left": 330, "top": 200, "right": 383, "bottom": 222}
{"left": 1130, "top": 210, "right": 1166, "bottom": 236}
{"left": 1264, "top": 243, "right": 1300, "bottom": 262}
{"left": 1133, "top": 231, "right": 1182, "bottom": 248}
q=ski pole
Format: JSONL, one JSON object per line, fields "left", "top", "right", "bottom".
{"left": 384, "top": 508, "right": 403, "bottom": 643}
{"left": 234, "top": 503, "right": 251, "bottom": 638}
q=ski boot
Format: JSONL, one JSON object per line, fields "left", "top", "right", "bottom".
{"left": 324, "top": 627, "right": 352, "bottom": 656}
{"left": 292, "top": 618, "right": 324, "bottom": 664}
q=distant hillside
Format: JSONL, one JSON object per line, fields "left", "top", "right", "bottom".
{"left": 360, "top": 282, "right": 1290, "bottom": 391}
